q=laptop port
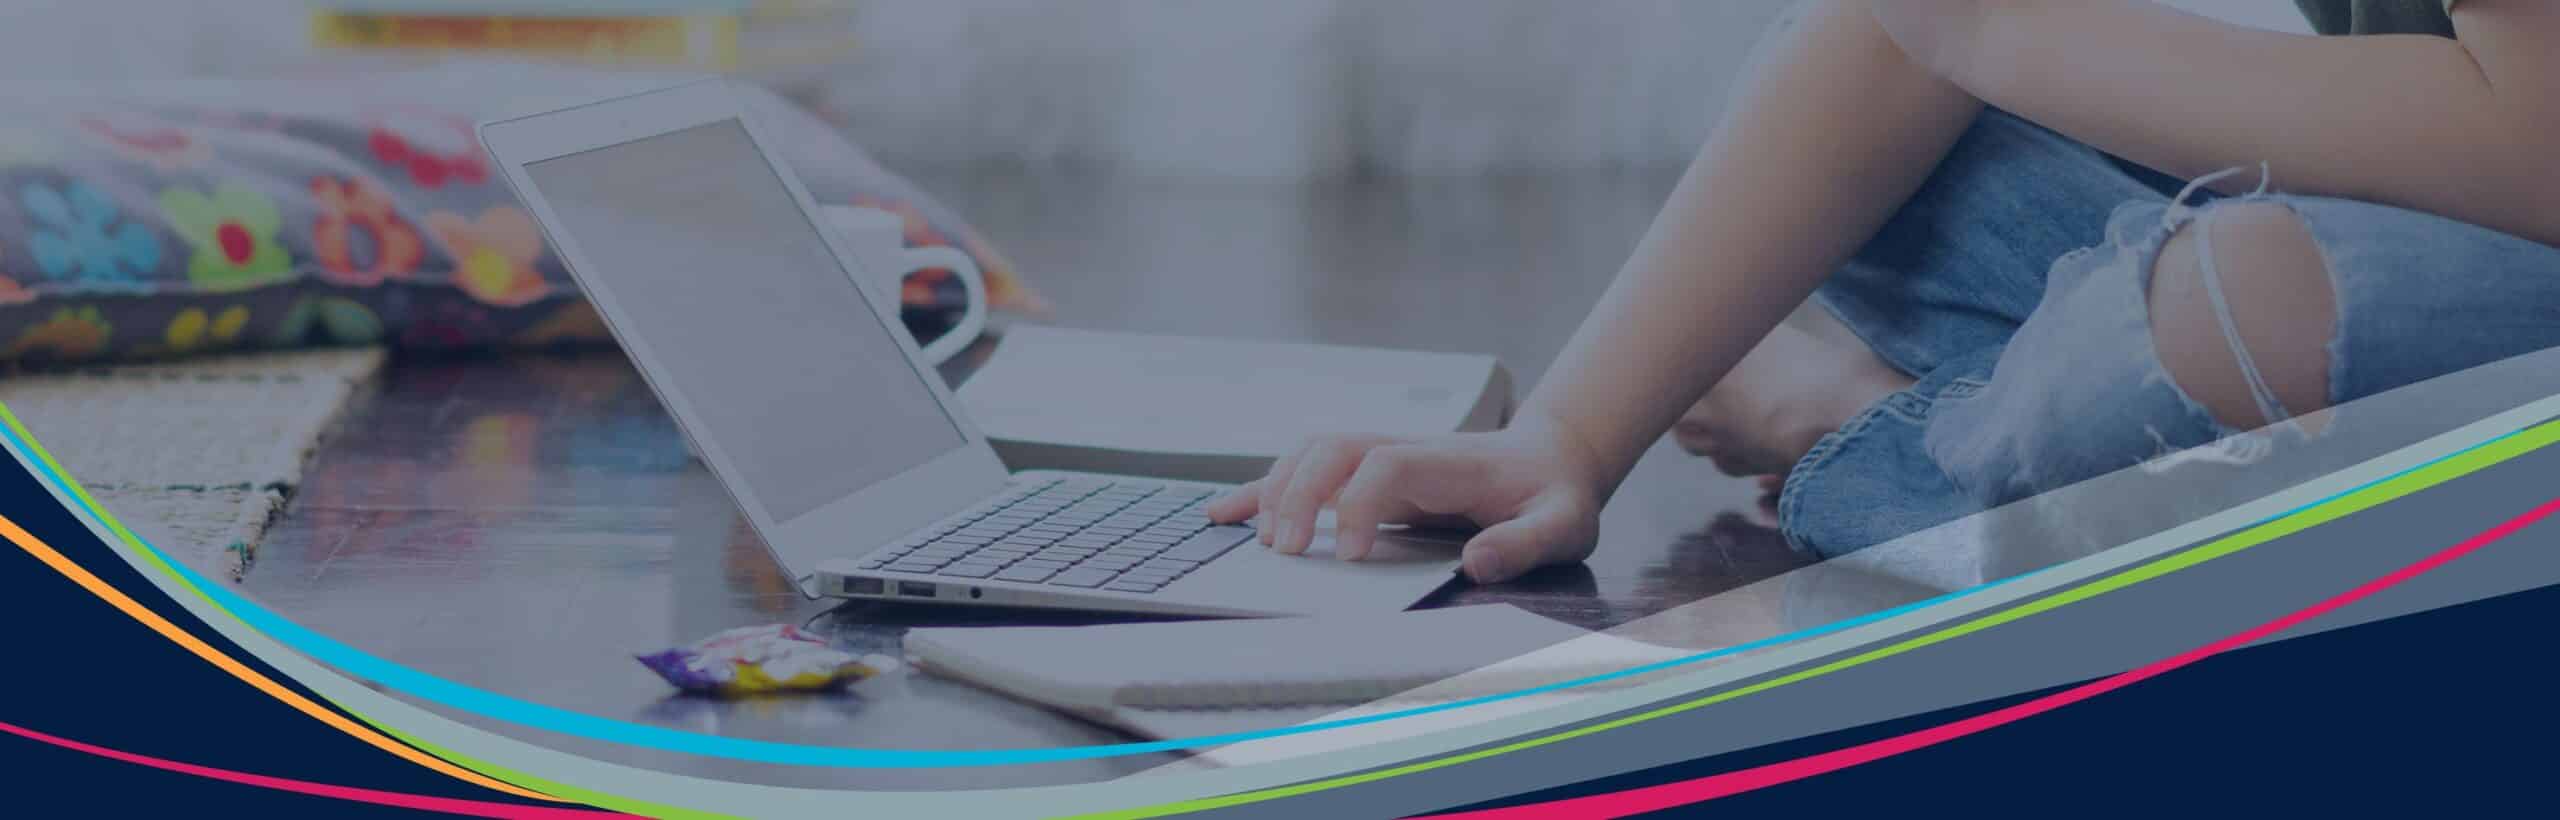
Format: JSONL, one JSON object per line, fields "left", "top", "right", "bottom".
{"left": 897, "top": 581, "right": 937, "bottom": 598}
{"left": 843, "top": 577, "right": 885, "bottom": 596}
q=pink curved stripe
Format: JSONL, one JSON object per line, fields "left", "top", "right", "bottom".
{"left": 0, "top": 717, "right": 626, "bottom": 819}
{"left": 1425, "top": 496, "right": 2560, "bottom": 820}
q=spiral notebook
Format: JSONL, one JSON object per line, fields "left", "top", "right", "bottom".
{"left": 905, "top": 605, "right": 1691, "bottom": 743}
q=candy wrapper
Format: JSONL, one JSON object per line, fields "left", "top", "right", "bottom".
{"left": 638, "top": 624, "right": 878, "bottom": 697}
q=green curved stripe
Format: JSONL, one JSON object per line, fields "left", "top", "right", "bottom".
{"left": 11, "top": 394, "right": 2553, "bottom": 819}
{"left": 1084, "top": 419, "right": 2560, "bottom": 819}
{"left": 0, "top": 405, "right": 709, "bottom": 817}
{"left": 367, "top": 721, "right": 731, "bottom": 820}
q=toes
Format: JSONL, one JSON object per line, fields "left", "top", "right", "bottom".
{"left": 1673, "top": 417, "right": 1719, "bottom": 457}
{"left": 1674, "top": 406, "right": 1771, "bottom": 477}
{"left": 1674, "top": 390, "right": 1731, "bottom": 457}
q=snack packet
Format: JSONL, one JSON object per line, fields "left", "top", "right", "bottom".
{"left": 638, "top": 624, "right": 877, "bottom": 697}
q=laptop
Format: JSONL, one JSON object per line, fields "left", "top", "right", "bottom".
{"left": 481, "top": 80, "right": 1463, "bottom": 617}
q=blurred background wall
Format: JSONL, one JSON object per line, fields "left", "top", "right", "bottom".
{"left": 821, "top": 0, "right": 1789, "bottom": 178}
{"left": 0, "top": 0, "right": 2310, "bottom": 179}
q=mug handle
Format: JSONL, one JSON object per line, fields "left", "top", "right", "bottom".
{"left": 889, "top": 246, "right": 987, "bottom": 365}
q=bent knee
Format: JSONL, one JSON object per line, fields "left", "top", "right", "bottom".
{"left": 2146, "top": 201, "right": 2338, "bottom": 429}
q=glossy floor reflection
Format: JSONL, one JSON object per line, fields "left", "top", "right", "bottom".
{"left": 233, "top": 171, "right": 1812, "bottom": 789}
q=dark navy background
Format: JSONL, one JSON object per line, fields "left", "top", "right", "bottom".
{"left": 5, "top": 439, "right": 2554, "bottom": 816}
{"left": 0, "top": 451, "right": 568, "bottom": 813}
{"left": 1447, "top": 581, "right": 2559, "bottom": 817}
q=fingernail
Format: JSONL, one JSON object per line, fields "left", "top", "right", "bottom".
{"left": 1272, "top": 522, "right": 1294, "bottom": 551}
{"left": 1466, "top": 551, "right": 1506, "bottom": 582}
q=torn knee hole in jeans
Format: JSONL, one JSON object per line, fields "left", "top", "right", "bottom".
{"left": 2146, "top": 174, "right": 2340, "bottom": 437}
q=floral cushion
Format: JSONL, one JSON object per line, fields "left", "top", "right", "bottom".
{"left": 0, "top": 68, "right": 1039, "bottom": 365}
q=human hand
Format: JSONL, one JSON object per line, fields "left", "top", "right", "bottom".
{"left": 1202, "top": 429, "right": 1605, "bottom": 583}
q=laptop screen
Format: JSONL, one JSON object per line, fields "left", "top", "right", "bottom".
{"left": 524, "top": 119, "right": 968, "bottom": 523}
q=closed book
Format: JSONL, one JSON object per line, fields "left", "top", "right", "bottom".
{"left": 957, "top": 326, "right": 1512, "bottom": 484}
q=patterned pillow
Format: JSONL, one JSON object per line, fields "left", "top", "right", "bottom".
{"left": 0, "top": 68, "right": 1040, "bottom": 365}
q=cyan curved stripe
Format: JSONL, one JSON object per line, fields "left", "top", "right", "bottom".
{"left": 0, "top": 414, "right": 2525, "bottom": 767}
{"left": 0, "top": 418, "right": 2006, "bottom": 766}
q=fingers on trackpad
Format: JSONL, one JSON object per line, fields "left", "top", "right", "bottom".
{"left": 1292, "top": 533, "right": 1461, "bottom": 564}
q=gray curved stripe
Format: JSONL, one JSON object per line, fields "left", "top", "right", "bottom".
{"left": 1193, "top": 426, "right": 2560, "bottom": 818}
{"left": 23, "top": 347, "right": 2560, "bottom": 817}
{"left": 1130, "top": 350, "right": 2560, "bottom": 778}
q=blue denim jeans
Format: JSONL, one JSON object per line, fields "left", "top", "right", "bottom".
{"left": 1781, "top": 108, "right": 2560, "bottom": 559}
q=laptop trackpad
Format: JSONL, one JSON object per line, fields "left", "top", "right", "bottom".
{"left": 1287, "top": 511, "right": 1468, "bottom": 563}
{"left": 1168, "top": 529, "right": 1464, "bottom": 615}
{"left": 1291, "top": 529, "right": 1464, "bottom": 563}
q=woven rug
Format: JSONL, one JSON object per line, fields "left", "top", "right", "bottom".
{"left": 0, "top": 347, "right": 386, "bottom": 579}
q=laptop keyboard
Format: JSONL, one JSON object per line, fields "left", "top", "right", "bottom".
{"left": 855, "top": 477, "right": 1256, "bottom": 594}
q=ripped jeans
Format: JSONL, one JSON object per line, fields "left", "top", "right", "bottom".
{"left": 1780, "top": 108, "right": 2560, "bottom": 559}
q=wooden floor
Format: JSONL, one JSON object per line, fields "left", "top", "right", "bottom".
{"left": 233, "top": 170, "right": 1815, "bottom": 789}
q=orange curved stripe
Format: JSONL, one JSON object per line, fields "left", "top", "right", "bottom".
{"left": 0, "top": 717, "right": 618, "bottom": 818}
{"left": 0, "top": 514, "right": 563, "bottom": 803}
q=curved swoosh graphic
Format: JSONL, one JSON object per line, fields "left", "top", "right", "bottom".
{"left": 5, "top": 401, "right": 2555, "bottom": 803}
{"left": 0, "top": 512, "right": 559, "bottom": 802}
{"left": 1417, "top": 494, "right": 2560, "bottom": 818}
{"left": 1089, "top": 422, "right": 2560, "bottom": 817}
{"left": 0, "top": 715, "right": 623, "bottom": 819}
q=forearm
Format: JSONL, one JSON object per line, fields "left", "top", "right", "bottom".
{"left": 1516, "top": 0, "right": 1982, "bottom": 495}
{"left": 1883, "top": 0, "right": 2560, "bottom": 243}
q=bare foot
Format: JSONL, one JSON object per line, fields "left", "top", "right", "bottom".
{"left": 1673, "top": 310, "right": 1914, "bottom": 479}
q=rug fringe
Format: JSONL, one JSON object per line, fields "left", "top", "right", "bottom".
{"left": 226, "top": 487, "right": 286, "bottom": 581}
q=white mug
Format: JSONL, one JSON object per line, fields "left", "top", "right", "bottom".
{"left": 822, "top": 205, "right": 988, "bottom": 365}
